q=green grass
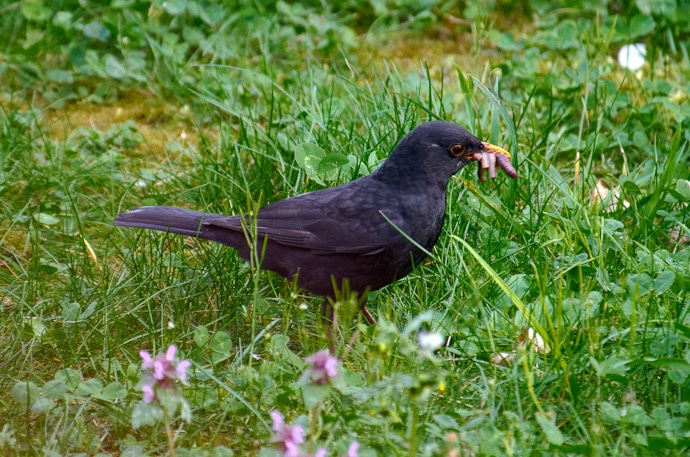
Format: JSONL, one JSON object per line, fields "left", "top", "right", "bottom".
{"left": 2, "top": 0, "right": 690, "bottom": 455}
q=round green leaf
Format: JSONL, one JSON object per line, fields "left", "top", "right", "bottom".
{"left": 31, "top": 398, "right": 55, "bottom": 414}
{"left": 82, "top": 20, "right": 111, "bottom": 42}
{"left": 46, "top": 70, "right": 74, "bottom": 83}
{"left": 76, "top": 378, "right": 103, "bottom": 396}
{"left": 104, "top": 54, "right": 127, "bottom": 79}
{"left": 33, "top": 213, "right": 60, "bottom": 226}
{"left": 194, "top": 325, "right": 210, "bottom": 347}
{"left": 630, "top": 14, "right": 655, "bottom": 39}
{"left": 131, "top": 402, "right": 164, "bottom": 429}
{"left": 675, "top": 179, "right": 690, "bottom": 201}
{"left": 210, "top": 331, "right": 233, "bottom": 363}
{"left": 12, "top": 381, "right": 40, "bottom": 403}
{"left": 101, "top": 382, "right": 127, "bottom": 401}
{"left": 294, "top": 143, "right": 325, "bottom": 183}
{"left": 55, "top": 368, "right": 83, "bottom": 389}
{"left": 163, "top": 0, "right": 186, "bottom": 15}
{"left": 653, "top": 271, "right": 675, "bottom": 294}
{"left": 42, "top": 380, "right": 66, "bottom": 399}
{"left": 21, "top": 0, "right": 51, "bottom": 22}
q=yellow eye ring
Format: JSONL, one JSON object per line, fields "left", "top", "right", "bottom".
{"left": 450, "top": 144, "right": 466, "bottom": 157}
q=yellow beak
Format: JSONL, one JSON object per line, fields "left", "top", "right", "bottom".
{"left": 480, "top": 142, "right": 512, "bottom": 158}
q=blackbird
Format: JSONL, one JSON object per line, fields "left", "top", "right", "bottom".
{"left": 114, "top": 121, "right": 517, "bottom": 323}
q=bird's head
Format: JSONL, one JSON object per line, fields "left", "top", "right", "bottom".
{"left": 379, "top": 121, "right": 517, "bottom": 186}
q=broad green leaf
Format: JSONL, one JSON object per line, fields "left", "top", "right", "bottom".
{"left": 29, "top": 317, "right": 47, "bottom": 337}
{"left": 12, "top": 381, "right": 40, "bottom": 403}
{"left": 55, "top": 368, "right": 83, "bottom": 389}
{"left": 676, "top": 179, "right": 690, "bottom": 201}
{"left": 630, "top": 14, "right": 655, "bottom": 38}
{"left": 76, "top": 378, "right": 103, "bottom": 396}
{"left": 646, "top": 357, "right": 690, "bottom": 371}
{"left": 295, "top": 143, "right": 325, "bottom": 177}
{"left": 21, "top": 0, "right": 50, "bottom": 22}
{"left": 131, "top": 402, "right": 164, "bottom": 429}
{"left": 318, "top": 153, "right": 350, "bottom": 175}
{"left": 591, "top": 355, "right": 630, "bottom": 379}
{"left": 33, "top": 213, "right": 59, "bottom": 226}
{"left": 163, "top": 0, "right": 186, "bottom": 15}
{"left": 301, "top": 383, "right": 330, "bottom": 409}
{"left": 62, "top": 300, "right": 96, "bottom": 322}
{"left": 254, "top": 296, "right": 270, "bottom": 314}
{"left": 194, "top": 325, "right": 210, "bottom": 347}
{"left": 211, "top": 446, "right": 235, "bottom": 457}
{"left": 636, "top": 0, "right": 675, "bottom": 15}
{"left": 52, "top": 11, "right": 72, "bottom": 29}
{"left": 46, "top": 70, "right": 74, "bottom": 83}
{"left": 668, "top": 368, "right": 689, "bottom": 384}
{"left": 627, "top": 273, "right": 653, "bottom": 296}
{"left": 120, "top": 445, "right": 147, "bottom": 457}
{"left": 42, "top": 380, "right": 66, "bottom": 399}
{"left": 433, "top": 414, "right": 461, "bottom": 430}
{"left": 31, "top": 398, "right": 55, "bottom": 414}
{"left": 653, "top": 270, "right": 675, "bottom": 293}
{"left": 101, "top": 382, "right": 127, "bottom": 401}
{"left": 210, "top": 331, "right": 233, "bottom": 363}
{"left": 104, "top": 54, "right": 127, "bottom": 79}
{"left": 267, "top": 334, "right": 303, "bottom": 368}
{"left": 82, "top": 20, "right": 111, "bottom": 42}
{"left": 621, "top": 404, "right": 653, "bottom": 426}
{"left": 536, "top": 412, "right": 565, "bottom": 446}
{"left": 599, "top": 402, "right": 621, "bottom": 423}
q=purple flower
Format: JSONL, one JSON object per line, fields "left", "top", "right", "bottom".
{"left": 302, "top": 349, "right": 339, "bottom": 385}
{"left": 140, "top": 350, "right": 154, "bottom": 369}
{"left": 140, "top": 345, "right": 190, "bottom": 384}
{"left": 270, "top": 411, "right": 305, "bottom": 456}
{"left": 139, "top": 344, "right": 191, "bottom": 402}
{"left": 141, "top": 384, "right": 156, "bottom": 403}
{"left": 346, "top": 441, "right": 359, "bottom": 457}
{"left": 268, "top": 410, "right": 356, "bottom": 457}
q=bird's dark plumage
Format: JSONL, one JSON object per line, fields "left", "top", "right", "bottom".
{"left": 114, "top": 121, "right": 517, "bottom": 314}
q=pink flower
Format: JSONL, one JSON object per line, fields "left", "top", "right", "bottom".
{"left": 270, "top": 411, "right": 305, "bottom": 455}
{"left": 139, "top": 344, "right": 191, "bottom": 402}
{"left": 303, "top": 349, "right": 339, "bottom": 385}
{"left": 140, "top": 345, "right": 190, "bottom": 384}
{"left": 346, "top": 441, "right": 359, "bottom": 457}
{"left": 140, "top": 350, "right": 154, "bottom": 369}
{"left": 176, "top": 360, "right": 191, "bottom": 382}
{"left": 141, "top": 384, "right": 156, "bottom": 403}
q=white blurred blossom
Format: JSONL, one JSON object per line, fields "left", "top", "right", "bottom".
{"left": 618, "top": 44, "right": 646, "bottom": 71}
{"left": 418, "top": 332, "right": 445, "bottom": 352}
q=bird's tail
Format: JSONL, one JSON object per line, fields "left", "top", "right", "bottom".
{"left": 114, "top": 206, "right": 239, "bottom": 243}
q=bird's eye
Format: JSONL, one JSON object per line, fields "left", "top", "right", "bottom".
{"left": 450, "top": 144, "right": 466, "bottom": 157}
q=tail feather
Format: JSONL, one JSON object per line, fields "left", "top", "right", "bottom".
{"left": 114, "top": 206, "right": 243, "bottom": 246}
{"left": 114, "top": 206, "right": 204, "bottom": 235}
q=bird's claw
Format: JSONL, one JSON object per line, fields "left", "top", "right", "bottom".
{"left": 473, "top": 150, "right": 518, "bottom": 182}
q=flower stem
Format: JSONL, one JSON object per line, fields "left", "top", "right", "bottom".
{"left": 408, "top": 402, "right": 418, "bottom": 457}
{"left": 163, "top": 407, "right": 176, "bottom": 457}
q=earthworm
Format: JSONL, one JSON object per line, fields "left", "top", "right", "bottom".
{"left": 495, "top": 153, "right": 518, "bottom": 179}
{"left": 474, "top": 151, "right": 518, "bottom": 181}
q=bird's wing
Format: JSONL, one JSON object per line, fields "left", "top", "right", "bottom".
{"left": 206, "top": 182, "right": 398, "bottom": 256}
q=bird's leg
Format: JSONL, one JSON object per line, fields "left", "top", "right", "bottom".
{"left": 321, "top": 299, "right": 337, "bottom": 352}
{"left": 321, "top": 293, "right": 375, "bottom": 351}
{"left": 359, "top": 298, "right": 376, "bottom": 325}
